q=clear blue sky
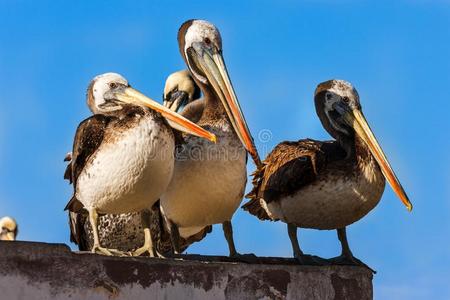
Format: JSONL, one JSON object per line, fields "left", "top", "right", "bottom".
{"left": 1, "top": 1, "right": 449, "bottom": 298}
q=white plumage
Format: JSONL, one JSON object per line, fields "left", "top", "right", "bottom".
{"left": 77, "top": 114, "right": 174, "bottom": 215}
{"left": 266, "top": 159, "right": 386, "bottom": 230}
{"left": 161, "top": 125, "right": 247, "bottom": 239}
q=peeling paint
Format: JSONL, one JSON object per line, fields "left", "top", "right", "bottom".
{"left": 0, "top": 241, "right": 373, "bottom": 300}
{"left": 103, "top": 259, "right": 219, "bottom": 292}
{"left": 331, "top": 273, "right": 369, "bottom": 300}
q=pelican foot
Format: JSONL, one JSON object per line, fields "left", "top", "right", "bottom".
{"left": 156, "top": 251, "right": 166, "bottom": 258}
{"left": 131, "top": 246, "right": 153, "bottom": 257}
{"left": 92, "top": 246, "right": 126, "bottom": 256}
{"left": 230, "top": 252, "right": 258, "bottom": 264}
{"left": 131, "top": 246, "right": 165, "bottom": 258}
{"left": 294, "top": 254, "right": 327, "bottom": 266}
{"left": 328, "top": 255, "right": 376, "bottom": 273}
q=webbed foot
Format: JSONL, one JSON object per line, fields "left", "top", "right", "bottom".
{"left": 92, "top": 245, "right": 126, "bottom": 256}
{"left": 230, "top": 252, "right": 258, "bottom": 264}
{"left": 131, "top": 245, "right": 165, "bottom": 258}
{"left": 294, "top": 253, "right": 326, "bottom": 266}
{"left": 328, "top": 254, "right": 376, "bottom": 273}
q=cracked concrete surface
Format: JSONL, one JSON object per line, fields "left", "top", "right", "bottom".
{"left": 0, "top": 241, "right": 372, "bottom": 300}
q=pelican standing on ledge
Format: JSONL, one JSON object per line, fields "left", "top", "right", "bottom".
{"left": 0, "top": 217, "right": 18, "bottom": 241}
{"left": 65, "top": 73, "right": 215, "bottom": 256}
{"left": 66, "top": 70, "right": 207, "bottom": 254}
{"left": 160, "top": 20, "right": 260, "bottom": 257}
{"left": 244, "top": 80, "right": 412, "bottom": 264}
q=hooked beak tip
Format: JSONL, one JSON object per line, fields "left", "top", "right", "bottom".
{"left": 406, "top": 202, "right": 413, "bottom": 212}
{"left": 210, "top": 134, "right": 217, "bottom": 143}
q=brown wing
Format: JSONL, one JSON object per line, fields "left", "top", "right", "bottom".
{"left": 68, "top": 211, "right": 90, "bottom": 249}
{"left": 71, "top": 115, "right": 111, "bottom": 190}
{"left": 243, "top": 139, "right": 343, "bottom": 220}
{"left": 64, "top": 114, "right": 111, "bottom": 248}
{"left": 64, "top": 114, "right": 111, "bottom": 212}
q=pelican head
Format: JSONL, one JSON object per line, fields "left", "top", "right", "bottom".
{"left": 0, "top": 216, "right": 18, "bottom": 241}
{"left": 314, "top": 79, "right": 412, "bottom": 211}
{"left": 178, "top": 20, "right": 257, "bottom": 157}
{"left": 87, "top": 73, "right": 129, "bottom": 114}
{"left": 86, "top": 72, "right": 216, "bottom": 142}
{"left": 163, "top": 70, "right": 200, "bottom": 112}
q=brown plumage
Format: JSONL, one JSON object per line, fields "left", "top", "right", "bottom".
{"left": 63, "top": 106, "right": 165, "bottom": 251}
{"left": 65, "top": 70, "right": 210, "bottom": 255}
{"left": 63, "top": 72, "right": 219, "bottom": 256}
{"left": 243, "top": 79, "right": 411, "bottom": 266}
{"left": 66, "top": 202, "right": 211, "bottom": 254}
{"left": 244, "top": 139, "right": 339, "bottom": 220}
{"left": 64, "top": 114, "right": 110, "bottom": 213}
{"left": 64, "top": 103, "right": 171, "bottom": 255}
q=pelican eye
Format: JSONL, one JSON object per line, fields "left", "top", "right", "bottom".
{"left": 204, "top": 37, "right": 211, "bottom": 45}
{"left": 342, "top": 96, "right": 350, "bottom": 103}
{"left": 109, "top": 82, "right": 118, "bottom": 89}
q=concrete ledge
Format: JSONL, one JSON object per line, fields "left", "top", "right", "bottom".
{"left": 0, "top": 241, "right": 373, "bottom": 300}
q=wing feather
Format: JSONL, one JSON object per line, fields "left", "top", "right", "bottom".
{"left": 243, "top": 139, "right": 341, "bottom": 220}
{"left": 64, "top": 114, "right": 111, "bottom": 249}
{"left": 70, "top": 115, "right": 111, "bottom": 191}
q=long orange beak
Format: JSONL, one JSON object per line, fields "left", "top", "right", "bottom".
{"left": 347, "top": 109, "right": 412, "bottom": 211}
{"left": 190, "top": 45, "right": 260, "bottom": 164}
{"left": 112, "top": 87, "right": 216, "bottom": 143}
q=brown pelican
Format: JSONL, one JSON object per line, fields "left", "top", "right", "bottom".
{"left": 160, "top": 20, "right": 259, "bottom": 258}
{"left": 164, "top": 70, "right": 201, "bottom": 112}
{"left": 243, "top": 80, "right": 412, "bottom": 265}
{"left": 164, "top": 69, "right": 206, "bottom": 125}
{"left": 64, "top": 72, "right": 215, "bottom": 256}
{"left": 0, "top": 217, "right": 18, "bottom": 241}
{"left": 65, "top": 70, "right": 208, "bottom": 255}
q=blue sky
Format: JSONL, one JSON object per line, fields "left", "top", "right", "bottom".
{"left": 1, "top": 0, "right": 449, "bottom": 298}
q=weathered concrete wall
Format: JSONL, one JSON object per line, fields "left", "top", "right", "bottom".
{"left": 0, "top": 241, "right": 372, "bottom": 300}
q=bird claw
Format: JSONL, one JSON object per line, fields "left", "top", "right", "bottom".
{"left": 131, "top": 245, "right": 165, "bottom": 258}
{"left": 328, "top": 255, "right": 376, "bottom": 273}
{"left": 230, "top": 252, "right": 258, "bottom": 264}
{"left": 92, "top": 245, "right": 127, "bottom": 257}
{"left": 131, "top": 246, "right": 155, "bottom": 257}
{"left": 294, "top": 254, "right": 327, "bottom": 266}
